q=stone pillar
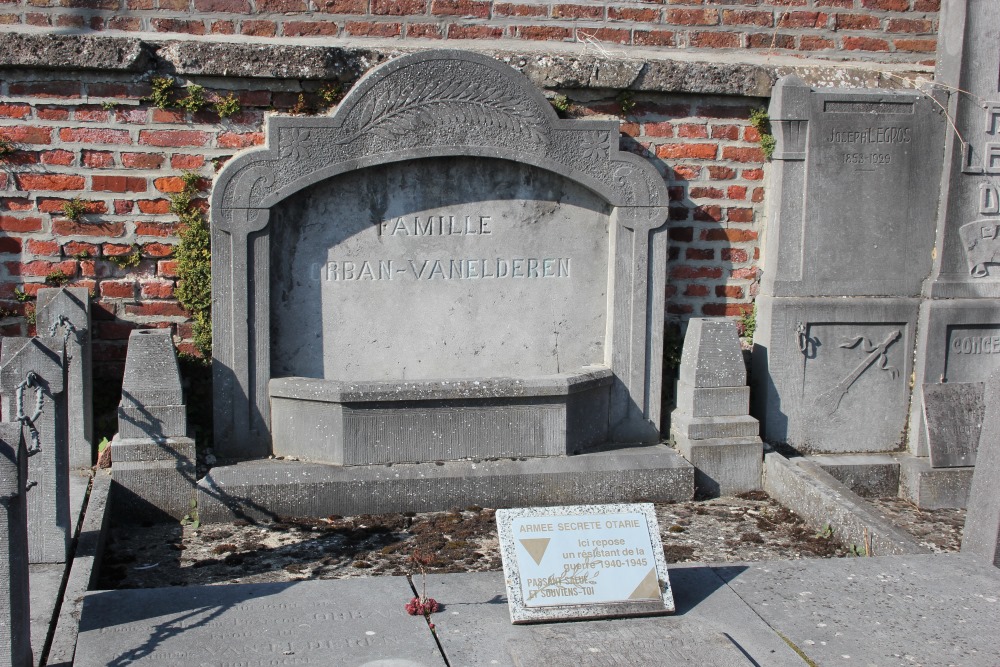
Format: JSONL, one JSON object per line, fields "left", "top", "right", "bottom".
{"left": 671, "top": 318, "right": 762, "bottom": 496}
{"left": 962, "top": 368, "right": 1000, "bottom": 567}
{"left": 111, "top": 330, "right": 195, "bottom": 522}
{"left": 35, "top": 287, "right": 93, "bottom": 471}
{"left": 0, "top": 422, "right": 32, "bottom": 667}
{"left": 0, "top": 338, "right": 69, "bottom": 564}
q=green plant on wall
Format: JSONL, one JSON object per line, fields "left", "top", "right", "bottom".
{"left": 0, "top": 137, "right": 15, "bottom": 160}
{"left": 147, "top": 76, "right": 176, "bottom": 110}
{"left": 617, "top": 91, "right": 636, "bottom": 116}
{"left": 108, "top": 245, "right": 141, "bottom": 269}
{"left": 739, "top": 304, "right": 756, "bottom": 341}
{"left": 214, "top": 92, "right": 241, "bottom": 119}
{"left": 62, "top": 198, "right": 87, "bottom": 222}
{"left": 176, "top": 84, "right": 209, "bottom": 113}
{"left": 550, "top": 95, "right": 570, "bottom": 118}
{"left": 749, "top": 107, "right": 776, "bottom": 160}
{"left": 171, "top": 172, "right": 212, "bottom": 357}
{"left": 44, "top": 269, "right": 71, "bottom": 286}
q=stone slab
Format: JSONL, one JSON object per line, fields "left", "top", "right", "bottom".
{"left": 670, "top": 413, "right": 758, "bottom": 441}
{"left": 120, "top": 329, "right": 183, "bottom": 409}
{"left": 672, "top": 436, "right": 762, "bottom": 497}
{"left": 0, "top": 421, "right": 31, "bottom": 667}
{"left": 898, "top": 456, "right": 974, "bottom": 510}
{"left": 197, "top": 445, "right": 694, "bottom": 522}
{"left": 963, "top": 367, "right": 1000, "bottom": 567}
{"left": 673, "top": 383, "right": 749, "bottom": 418}
{"left": 677, "top": 318, "right": 746, "bottom": 389}
{"left": 428, "top": 568, "right": 805, "bottom": 666}
{"left": 496, "top": 503, "right": 672, "bottom": 623}
{"left": 116, "top": 404, "right": 188, "bottom": 440}
{"left": 111, "top": 436, "right": 196, "bottom": 523}
{"left": 718, "top": 554, "right": 1000, "bottom": 667}
{"left": 74, "top": 577, "right": 442, "bottom": 667}
{"left": 923, "top": 382, "right": 984, "bottom": 468}
{"left": 808, "top": 454, "right": 900, "bottom": 498}
{"left": 764, "top": 453, "right": 927, "bottom": 556}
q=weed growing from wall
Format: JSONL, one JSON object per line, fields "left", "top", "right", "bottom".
{"left": 62, "top": 198, "right": 87, "bottom": 222}
{"left": 749, "top": 108, "right": 776, "bottom": 160}
{"left": 0, "top": 137, "right": 15, "bottom": 160}
{"left": 171, "top": 172, "right": 212, "bottom": 357}
{"left": 214, "top": 92, "right": 241, "bottom": 119}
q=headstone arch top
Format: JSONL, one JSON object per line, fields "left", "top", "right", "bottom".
{"left": 210, "top": 49, "right": 670, "bottom": 458}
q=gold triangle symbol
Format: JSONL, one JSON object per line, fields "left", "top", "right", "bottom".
{"left": 628, "top": 568, "right": 660, "bottom": 600}
{"left": 519, "top": 538, "right": 551, "bottom": 566}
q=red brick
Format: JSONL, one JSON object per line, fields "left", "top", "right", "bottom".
{"left": 887, "top": 18, "right": 934, "bottom": 34}
{"left": 114, "top": 200, "right": 134, "bottom": 214}
{"left": 102, "top": 243, "right": 133, "bottom": 256}
{"left": 668, "top": 206, "right": 690, "bottom": 221}
{"left": 708, "top": 166, "right": 736, "bottom": 179}
{"left": 553, "top": 3, "right": 603, "bottom": 18}
{"left": 894, "top": 38, "right": 936, "bottom": 52}
{"left": 242, "top": 20, "right": 277, "bottom": 36}
{"left": 141, "top": 242, "right": 175, "bottom": 258}
{"left": 689, "top": 31, "right": 741, "bottom": 48}
{"left": 685, "top": 248, "right": 715, "bottom": 261}
{"left": 82, "top": 150, "right": 115, "bottom": 168}
{"left": 913, "top": 0, "right": 938, "bottom": 9}
{"left": 721, "top": 248, "right": 749, "bottom": 262}
{"left": 194, "top": 0, "right": 249, "bottom": 10}
{"left": 668, "top": 226, "right": 693, "bottom": 243}
{"left": 14, "top": 260, "right": 77, "bottom": 278}
{"left": 137, "top": 199, "right": 171, "bottom": 214}
{"left": 282, "top": 21, "right": 340, "bottom": 36}
{"left": 91, "top": 175, "right": 146, "bottom": 193}
{"left": 666, "top": 8, "right": 717, "bottom": 25}
{"left": 684, "top": 284, "right": 710, "bottom": 297}
{"left": 431, "top": 0, "right": 488, "bottom": 16}
{"left": 211, "top": 20, "right": 235, "bottom": 33}
{"left": 125, "top": 302, "right": 188, "bottom": 317}
{"left": 608, "top": 6, "right": 658, "bottom": 21}
{"left": 15, "top": 173, "right": 84, "bottom": 191}
{"left": 815, "top": 0, "right": 853, "bottom": 6}
{"left": 0, "top": 237, "right": 22, "bottom": 253}
{"left": 752, "top": 187, "right": 764, "bottom": 202}
{"left": 140, "top": 280, "right": 174, "bottom": 299}
{"left": 315, "top": 0, "right": 365, "bottom": 11}
{"left": 0, "top": 104, "right": 30, "bottom": 119}
{"left": 257, "top": 0, "right": 306, "bottom": 9}
{"left": 643, "top": 121, "right": 674, "bottom": 137}
{"left": 25, "top": 239, "right": 60, "bottom": 255}
{"left": 95, "top": 320, "right": 138, "bottom": 339}
{"left": 711, "top": 124, "right": 740, "bottom": 140}
{"left": 694, "top": 205, "right": 722, "bottom": 222}
{"left": 448, "top": 24, "right": 504, "bottom": 38}
{"left": 158, "top": 260, "right": 179, "bottom": 277}
{"left": 60, "top": 128, "right": 131, "bottom": 144}
{"left": 38, "top": 149, "right": 73, "bottom": 167}
{"left": 346, "top": 21, "right": 402, "bottom": 36}
{"left": 860, "top": 0, "right": 908, "bottom": 9}
{"left": 689, "top": 186, "right": 724, "bottom": 199}
{"left": 168, "top": 155, "right": 204, "bottom": 170}
{"left": 38, "top": 198, "right": 105, "bottom": 214}
{"left": 153, "top": 177, "right": 186, "bottom": 194}
{"left": 63, "top": 241, "right": 99, "bottom": 257}
{"left": 9, "top": 81, "right": 81, "bottom": 98}
{"left": 702, "top": 303, "right": 751, "bottom": 317}
{"left": 407, "top": 23, "right": 444, "bottom": 38}
{"left": 23, "top": 13, "right": 49, "bottom": 26}
{"left": 578, "top": 27, "right": 629, "bottom": 43}
{"left": 836, "top": 13, "right": 880, "bottom": 30}
{"left": 517, "top": 25, "right": 572, "bottom": 40}
{"left": 699, "top": 104, "right": 754, "bottom": 119}
{"left": 671, "top": 165, "right": 701, "bottom": 180}
{"left": 494, "top": 2, "right": 545, "bottom": 16}
{"left": 727, "top": 185, "right": 748, "bottom": 200}
{"left": 100, "top": 280, "right": 136, "bottom": 298}
{"left": 671, "top": 265, "right": 723, "bottom": 280}
{"left": 842, "top": 36, "right": 890, "bottom": 52}
{"left": 122, "top": 152, "right": 164, "bottom": 169}
{"left": 372, "top": 0, "right": 426, "bottom": 13}
{"left": 74, "top": 106, "right": 111, "bottom": 123}
{"left": 151, "top": 18, "right": 206, "bottom": 34}
{"left": 2, "top": 198, "right": 33, "bottom": 212}
{"left": 727, "top": 207, "right": 754, "bottom": 222}
{"left": 217, "top": 132, "right": 265, "bottom": 148}
{"left": 1, "top": 152, "right": 38, "bottom": 167}
{"left": 107, "top": 16, "right": 141, "bottom": 30}
{"left": 0, "top": 127, "right": 52, "bottom": 145}
{"left": 52, "top": 219, "right": 125, "bottom": 236}
{"left": 722, "top": 9, "right": 772, "bottom": 26}
{"left": 779, "top": 10, "right": 827, "bottom": 28}
{"left": 715, "top": 285, "right": 743, "bottom": 298}
{"left": 722, "top": 146, "right": 765, "bottom": 162}
{"left": 748, "top": 33, "right": 796, "bottom": 49}
{"left": 743, "top": 168, "right": 764, "bottom": 180}
{"left": 138, "top": 130, "right": 210, "bottom": 148}
{"left": 135, "top": 221, "right": 179, "bottom": 237}
{"left": 656, "top": 143, "right": 718, "bottom": 159}
{"left": 633, "top": 29, "right": 675, "bottom": 46}
{"left": 800, "top": 36, "right": 836, "bottom": 52}
{"left": 702, "top": 228, "right": 758, "bottom": 242}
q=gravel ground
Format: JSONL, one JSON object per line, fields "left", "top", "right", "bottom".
{"left": 96, "top": 491, "right": 965, "bottom": 591}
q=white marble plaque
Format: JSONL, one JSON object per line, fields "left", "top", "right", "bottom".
{"left": 497, "top": 503, "right": 674, "bottom": 623}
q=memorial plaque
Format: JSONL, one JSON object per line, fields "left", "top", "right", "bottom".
{"left": 923, "top": 382, "right": 984, "bottom": 468}
{"left": 497, "top": 503, "right": 673, "bottom": 623}
{"left": 943, "top": 325, "right": 1000, "bottom": 383}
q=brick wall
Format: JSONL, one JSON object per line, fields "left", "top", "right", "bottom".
{"left": 0, "top": 0, "right": 939, "bottom": 64}
{"left": 0, "top": 69, "right": 765, "bottom": 381}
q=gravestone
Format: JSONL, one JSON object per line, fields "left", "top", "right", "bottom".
{"left": 752, "top": 75, "right": 943, "bottom": 453}
{"left": 905, "top": 1, "right": 1000, "bottom": 506}
{"left": 0, "top": 337, "right": 69, "bottom": 564}
{"left": 496, "top": 503, "right": 673, "bottom": 623}
{"left": 111, "top": 329, "right": 195, "bottom": 522}
{"left": 923, "top": 382, "right": 984, "bottom": 468}
{"left": 35, "top": 287, "right": 92, "bottom": 470}
{"left": 671, "top": 318, "right": 762, "bottom": 495}
{"left": 203, "top": 49, "right": 687, "bottom": 516}
{"left": 0, "top": 422, "right": 32, "bottom": 667}
{"left": 962, "top": 368, "right": 1000, "bottom": 567}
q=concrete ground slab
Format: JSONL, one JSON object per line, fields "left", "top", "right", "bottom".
{"left": 427, "top": 568, "right": 805, "bottom": 666}
{"left": 74, "top": 577, "right": 441, "bottom": 667}
{"left": 718, "top": 554, "right": 1000, "bottom": 667}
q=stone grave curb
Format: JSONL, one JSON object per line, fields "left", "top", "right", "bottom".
{"left": 763, "top": 452, "right": 928, "bottom": 557}
{"left": 44, "top": 471, "right": 110, "bottom": 667}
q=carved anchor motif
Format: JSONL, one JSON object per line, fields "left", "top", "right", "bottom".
{"left": 817, "top": 330, "right": 901, "bottom": 415}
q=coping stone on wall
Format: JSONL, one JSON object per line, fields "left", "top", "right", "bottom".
{"left": 0, "top": 32, "right": 150, "bottom": 72}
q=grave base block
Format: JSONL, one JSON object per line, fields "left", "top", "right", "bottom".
{"left": 672, "top": 435, "right": 763, "bottom": 497}
{"left": 899, "top": 456, "right": 974, "bottom": 510}
{"left": 807, "top": 454, "right": 900, "bottom": 498}
{"left": 111, "top": 436, "right": 196, "bottom": 522}
{"left": 196, "top": 445, "right": 693, "bottom": 522}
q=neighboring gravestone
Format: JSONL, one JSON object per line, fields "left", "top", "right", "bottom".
{"left": 752, "top": 75, "right": 943, "bottom": 453}
{"left": 671, "top": 318, "right": 762, "bottom": 495}
{"left": 35, "top": 287, "right": 92, "bottom": 470}
{"left": 962, "top": 368, "right": 1000, "bottom": 567}
{"left": 496, "top": 504, "right": 673, "bottom": 623}
{"left": 0, "top": 337, "right": 69, "bottom": 564}
{"left": 922, "top": 382, "right": 984, "bottom": 468}
{"left": 905, "top": 1, "right": 1000, "bottom": 506}
{"left": 0, "top": 422, "right": 32, "bottom": 667}
{"left": 111, "top": 330, "right": 195, "bottom": 522}
{"left": 204, "top": 50, "right": 686, "bottom": 516}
